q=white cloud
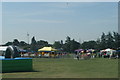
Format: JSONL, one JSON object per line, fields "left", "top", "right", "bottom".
{"left": 25, "top": 19, "right": 66, "bottom": 23}
{"left": 6, "top": 18, "right": 66, "bottom": 24}
{"left": 3, "top": 6, "right": 73, "bottom": 18}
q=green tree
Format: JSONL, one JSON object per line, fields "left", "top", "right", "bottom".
{"left": 53, "top": 41, "right": 62, "bottom": 49}
{"left": 100, "top": 32, "right": 107, "bottom": 49}
{"left": 70, "top": 39, "right": 80, "bottom": 52}
{"left": 63, "top": 36, "right": 71, "bottom": 52}
{"left": 81, "top": 40, "right": 97, "bottom": 49}
{"left": 5, "top": 42, "right": 13, "bottom": 46}
{"left": 19, "top": 41, "right": 27, "bottom": 46}
{"left": 63, "top": 36, "right": 80, "bottom": 53}
{"left": 106, "top": 32, "right": 114, "bottom": 48}
{"left": 60, "top": 40, "right": 63, "bottom": 48}
{"left": 13, "top": 39, "right": 19, "bottom": 46}
{"left": 65, "top": 36, "right": 71, "bottom": 43}
{"left": 36, "top": 40, "right": 50, "bottom": 49}
{"left": 31, "top": 36, "right": 37, "bottom": 52}
{"left": 19, "top": 41, "right": 29, "bottom": 49}
{"left": 95, "top": 38, "right": 101, "bottom": 51}
{"left": 113, "top": 32, "right": 120, "bottom": 49}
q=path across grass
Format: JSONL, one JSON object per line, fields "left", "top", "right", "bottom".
{"left": 2, "top": 58, "right": 118, "bottom": 78}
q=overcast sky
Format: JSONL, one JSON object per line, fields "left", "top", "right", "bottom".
{"left": 2, "top": 2, "right": 118, "bottom": 44}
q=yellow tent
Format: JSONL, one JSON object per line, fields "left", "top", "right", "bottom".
{"left": 38, "top": 47, "right": 57, "bottom": 52}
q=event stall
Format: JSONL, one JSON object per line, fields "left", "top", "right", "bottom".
{"left": 38, "top": 47, "right": 57, "bottom": 57}
{"left": 75, "top": 49, "right": 96, "bottom": 59}
{"left": 100, "top": 48, "right": 116, "bottom": 58}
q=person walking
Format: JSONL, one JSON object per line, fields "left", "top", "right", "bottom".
{"left": 76, "top": 54, "right": 79, "bottom": 60}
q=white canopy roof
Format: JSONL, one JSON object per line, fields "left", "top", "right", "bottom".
{"left": 101, "top": 48, "right": 116, "bottom": 52}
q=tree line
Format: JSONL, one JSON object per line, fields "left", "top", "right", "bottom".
{"left": 3, "top": 31, "right": 120, "bottom": 53}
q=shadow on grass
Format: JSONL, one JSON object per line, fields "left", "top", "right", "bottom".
{"left": 2, "top": 69, "right": 41, "bottom": 73}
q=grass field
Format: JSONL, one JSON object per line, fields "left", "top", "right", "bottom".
{"left": 2, "top": 58, "right": 118, "bottom": 78}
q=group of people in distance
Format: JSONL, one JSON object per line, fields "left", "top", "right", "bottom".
{"left": 75, "top": 48, "right": 120, "bottom": 60}
{"left": 75, "top": 49, "right": 96, "bottom": 60}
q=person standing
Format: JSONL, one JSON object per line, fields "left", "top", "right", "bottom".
{"left": 76, "top": 54, "right": 79, "bottom": 60}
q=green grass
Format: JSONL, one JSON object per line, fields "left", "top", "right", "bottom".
{"left": 2, "top": 58, "right": 118, "bottom": 78}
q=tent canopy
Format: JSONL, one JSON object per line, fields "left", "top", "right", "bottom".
{"left": 75, "top": 49, "right": 84, "bottom": 52}
{"left": 104, "top": 48, "right": 112, "bottom": 51}
{"left": 101, "top": 48, "right": 116, "bottom": 52}
{"left": 38, "top": 47, "right": 57, "bottom": 52}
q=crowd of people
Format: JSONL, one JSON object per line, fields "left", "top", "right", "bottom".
{"left": 0, "top": 45, "right": 120, "bottom": 60}
{"left": 19, "top": 48, "right": 120, "bottom": 60}
{"left": 75, "top": 49, "right": 97, "bottom": 60}
{"left": 75, "top": 49, "right": 120, "bottom": 60}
